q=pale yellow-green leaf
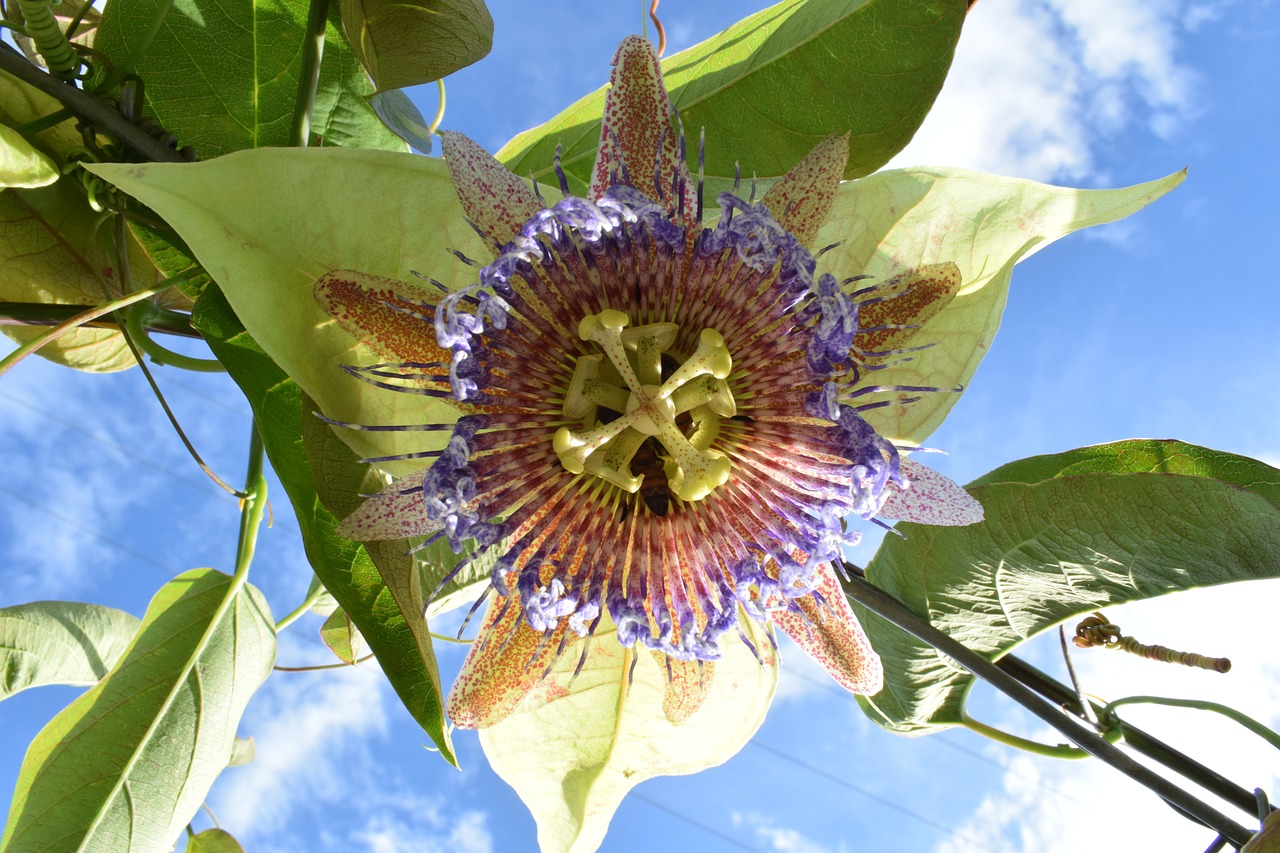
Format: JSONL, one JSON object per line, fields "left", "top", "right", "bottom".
{"left": 227, "top": 735, "right": 255, "bottom": 767}
{"left": 88, "top": 150, "right": 491, "bottom": 468}
{"left": 816, "top": 167, "right": 1185, "bottom": 444}
{"left": 0, "top": 602, "right": 140, "bottom": 699}
{"left": 185, "top": 827, "right": 245, "bottom": 853}
{"left": 0, "top": 124, "right": 58, "bottom": 189}
{"left": 480, "top": 615, "right": 777, "bottom": 853}
{"left": 320, "top": 607, "right": 366, "bottom": 664}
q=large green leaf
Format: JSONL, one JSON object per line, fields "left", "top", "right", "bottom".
{"left": 190, "top": 286, "right": 456, "bottom": 764}
{"left": 92, "top": 0, "right": 405, "bottom": 156}
{"left": 497, "top": 0, "right": 965, "bottom": 190}
{"left": 1, "top": 569, "right": 275, "bottom": 851}
{"left": 0, "top": 602, "right": 141, "bottom": 700}
{"left": 0, "top": 123, "right": 58, "bottom": 189}
{"left": 854, "top": 441, "right": 1280, "bottom": 735}
{"left": 482, "top": 616, "right": 777, "bottom": 853}
{"left": 816, "top": 167, "right": 1185, "bottom": 445}
{"left": 89, "top": 150, "right": 486, "bottom": 469}
{"left": 340, "top": 0, "right": 492, "bottom": 92}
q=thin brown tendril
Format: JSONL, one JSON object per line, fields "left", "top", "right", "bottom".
{"left": 274, "top": 653, "right": 376, "bottom": 672}
{"left": 1073, "top": 612, "right": 1232, "bottom": 673}
{"left": 649, "top": 0, "right": 666, "bottom": 57}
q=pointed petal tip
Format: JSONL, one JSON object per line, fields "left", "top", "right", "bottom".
{"left": 881, "top": 459, "right": 985, "bottom": 527}
{"left": 775, "top": 563, "right": 884, "bottom": 695}
{"left": 441, "top": 130, "right": 543, "bottom": 249}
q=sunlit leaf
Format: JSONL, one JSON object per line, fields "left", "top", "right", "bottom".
{"left": 0, "top": 601, "right": 140, "bottom": 700}
{"left": 89, "top": 150, "right": 487, "bottom": 468}
{"left": 481, "top": 616, "right": 777, "bottom": 852}
{"left": 0, "top": 124, "right": 58, "bottom": 189}
{"left": 227, "top": 735, "right": 255, "bottom": 767}
{"left": 340, "top": 0, "right": 492, "bottom": 92}
{"left": 817, "top": 167, "right": 1185, "bottom": 445}
{"left": 189, "top": 287, "right": 456, "bottom": 765}
{"left": 1, "top": 569, "right": 275, "bottom": 851}
{"left": 854, "top": 441, "right": 1280, "bottom": 735}
{"left": 186, "top": 828, "right": 245, "bottom": 853}
{"left": 92, "top": 0, "right": 405, "bottom": 156}
{"left": 0, "top": 79, "right": 161, "bottom": 371}
{"left": 320, "top": 607, "right": 366, "bottom": 664}
{"left": 498, "top": 0, "right": 966, "bottom": 189}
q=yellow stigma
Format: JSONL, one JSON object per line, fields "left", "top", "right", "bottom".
{"left": 555, "top": 310, "right": 736, "bottom": 508}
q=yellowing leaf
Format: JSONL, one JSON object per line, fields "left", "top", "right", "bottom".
{"left": 816, "top": 167, "right": 1185, "bottom": 444}
{"left": 0, "top": 124, "right": 58, "bottom": 189}
{"left": 480, "top": 615, "right": 777, "bottom": 853}
{"left": 88, "top": 150, "right": 491, "bottom": 470}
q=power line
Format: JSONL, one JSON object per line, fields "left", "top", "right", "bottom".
{"left": 630, "top": 791, "right": 764, "bottom": 852}
{"left": 748, "top": 739, "right": 1010, "bottom": 853}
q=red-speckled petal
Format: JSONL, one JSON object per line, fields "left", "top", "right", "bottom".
{"left": 448, "top": 591, "right": 575, "bottom": 728}
{"left": 880, "top": 458, "right": 984, "bottom": 526}
{"left": 774, "top": 562, "right": 883, "bottom": 695}
{"left": 591, "top": 35, "right": 695, "bottom": 224}
{"left": 656, "top": 652, "right": 716, "bottom": 725}
{"left": 335, "top": 472, "right": 442, "bottom": 541}
{"left": 441, "top": 130, "right": 544, "bottom": 249}
{"left": 315, "top": 269, "right": 451, "bottom": 367}
{"left": 760, "top": 134, "right": 849, "bottom": 248}
{"left": 853, "top": 261, "right": 962, "bottom": 354}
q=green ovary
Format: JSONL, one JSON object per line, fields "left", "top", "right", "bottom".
{"left": 554, "top": 310, "right": 736, "bottom": 505}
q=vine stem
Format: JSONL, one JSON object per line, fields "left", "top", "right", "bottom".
{"left": 233, "top": 423, "right": 267, "bottom": 579}
{"left": 960, "top": 710, "right": 1101, "bottom": 759}
{"left": 274, "top": 653, "right": 375, "bottom": 672}
{"left": 0, "top": 301, "right": 200, "bottom": 336}
{"left": 839, "top": 567, "right": 1255, "bottom": 848}
{"left": 0, "top": 42, "right": 186, "bottom": 162}
{"left": 0, "top": 280, "right": 179, "bottom": 377}
{"left": 1103, "top": 696, "right": 1280, "bottom": 753}
{"left": 275, "top": 581, "right": 327, "bottom": 632}
{"left": 124, "top": 302, "right": 224, "bottom": 372}
{"left": 290, "top": 0, "right": 329, "bottom": 148}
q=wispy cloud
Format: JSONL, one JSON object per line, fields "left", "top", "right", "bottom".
{"left": 733, "top": 811, "right": 845, "bottom": 853}
{"left": 892, "top": 0, "right": 1199, "bottom": 182}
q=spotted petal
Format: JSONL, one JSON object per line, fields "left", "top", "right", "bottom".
{"left": 760, "top": 133, "right": 849, "bottom": 248}
{"left": 880, "top": 458, "right": 984, "bottom": 526}
{"left": 774, "top": 562, "right": 883, "bottom": 695}
{"left": 315, "top": 270, "right": 452, "bottom": 369}
{"left": 591, "top": 35, "right": 695, "bottom": 223}
{"left": 335, "top": 471, "right": 442, "bottom": 541}
{"left": 441, "top": 130, "right": 545, "bottom": 250}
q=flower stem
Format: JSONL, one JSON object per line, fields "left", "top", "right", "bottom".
{"left": 274, "top": 653, "right": 375, "bottom": 672}
{"left": 291, "top": 0, "right": 329, "bottom": 148}
{"left": 1103, "top": 696, "right": 1280, "bottom": 753}
{"left": 840, "top": 566, "right": 1254, "bottom": 848}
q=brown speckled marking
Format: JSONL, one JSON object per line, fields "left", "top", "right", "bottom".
{"left": 657, "top": 652, "right": 716, "bottom": 725}
{"left": 879, "top": 458, "right": 984, "bottom": 527}
{"left": 315, "top": 270, "right": 452, "bottom": 368}
{"left": 853, "top": 262, "right": 962, "bottom": 355}
{"left": 591, "top": 36, "right": 696, "bottom": 224}
{"left": 441, "top": 131, "right": 544, "bottom": 250}
{"left": 773, "top": 562, "right": 883, "bottom": 695}
{"left": 448, "top": 591, "right": 574, "bottom": 729}
{"left": 760, "top": 134, "right": 849, "bottom": 248}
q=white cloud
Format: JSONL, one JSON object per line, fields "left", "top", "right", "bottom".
{"left": 348, "top": 806, "right": 492, "bottom": 853}
{"left": 938, "top": 579, "right": 1280, "bottom": 852}
{"left": 733, "top": 811, "right": 844, "bottom": 853}
{"left": 891, "top": 0, "right": 1198, "bottom": 182}
{"left": 212, "top": 653, "right": 391, "bottom": 839}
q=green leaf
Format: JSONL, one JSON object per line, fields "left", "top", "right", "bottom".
{"left": 320, "top": 607, "right": 366, "bottom": 664}
{"left": 189, "top": 286, "right": 455, "bottom": 764}
{"left": 88, "top": 150, "right": 485, "bottom": 469}
{"left": 1, "top": 569, "right": 276, "bottom": 851}
{"left": 0, "top": 602, "right": 141, "bottom": 700}
{"left": 497, "top": 0, "right": 965, "bottom": 189}
{"left": 227, "top": 735, "right": 255, "bottom": 767}
{"left": 481, "top": 617, "right": 777, "bottom": 853}
{"left": 369, "top": 89, "right": 434, "bottom": 154}
{"left": 92, "top": 0, "right": 405, "bottom": 156}
{"left": 816, "top": 167, "right": 1186, "bottom": 445}
{"left": 854, "top": 441, "right": 1280, "bottom": 735}
{"left": 0, "top": 123, "right": 59, "bottom": 189}
{"left": 340, "top": 0, "right": 492, "bottom": 92}
{"left": 0, "top": 78, "right": 161, "bottom": 372}
{"left": 185, "top": 828, "right": 245, "bottom": 853}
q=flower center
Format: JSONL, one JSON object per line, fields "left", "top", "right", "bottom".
{"left": 553, "top": 309, "right": 736, "bottom": 510}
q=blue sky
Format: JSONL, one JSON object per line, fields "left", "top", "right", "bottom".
{"left": 3, "top": 1, "right": 1279, "bottom": 851}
